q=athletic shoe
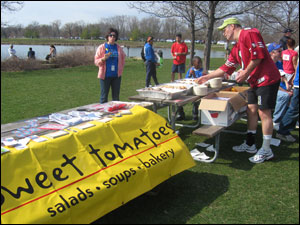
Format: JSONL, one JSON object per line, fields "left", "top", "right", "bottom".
{"left": 276, "top": 133, "right": 296, "bottom": 142}
{"left": 249, "top": 148, "right": 274, "bottom": 163}
{"left": 232, "top": 141, "right": 257, "bottom": 154}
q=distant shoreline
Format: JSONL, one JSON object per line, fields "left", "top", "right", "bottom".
{"left": 1, "top": 38, "right": 226, "bottom": 51}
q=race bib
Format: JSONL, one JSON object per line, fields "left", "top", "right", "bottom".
{"left": 282, "top": 54, "right": 290, "bottom": 61}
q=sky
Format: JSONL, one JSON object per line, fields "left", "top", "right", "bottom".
{"left": 2, "top": 1, "right": 149, "bottom": 26}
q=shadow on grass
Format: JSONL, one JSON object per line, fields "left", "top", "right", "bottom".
{"left": 92, "top": 170, "right": 229, "bottom": 224}
{"left": 177, "top": 120, "right": 299, "bottom": 171}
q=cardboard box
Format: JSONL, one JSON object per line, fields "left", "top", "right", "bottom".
{"left": 199, "top": 92, "right": 247, "bottom": 127}
{"left": 220, "top": 86, "right": 250, "bottom": 101}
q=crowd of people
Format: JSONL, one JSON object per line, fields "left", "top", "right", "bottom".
{"left": 7, "top": 44, "right": 56, "bottom": 61}
{"left": 94, "top": 22, "right": 298, "bottom": 164}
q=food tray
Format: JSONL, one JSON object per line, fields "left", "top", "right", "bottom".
{"left": 174, "top": 78, "right": 197, "bottom": 85}
{"left": 136, "top": 83, "right": 194, "bottom": 100}
{"left": 136, "top": 89, "right": 184, "bottom": 99}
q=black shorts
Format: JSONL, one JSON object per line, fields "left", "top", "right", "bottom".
{"left": 172, "top": 63, "right": 185, "bottom": 73}
{"left": 247, "top": 81, "right": 280, "bottom": 110}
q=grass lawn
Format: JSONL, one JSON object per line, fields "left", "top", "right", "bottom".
{"left": 1, "top": 58, "right": 299, "bottom": 224}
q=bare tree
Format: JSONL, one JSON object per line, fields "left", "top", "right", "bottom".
{"left": 128, "top": 1, "right": 203, "bottom": 65}
{"left": 1, "top": 1, "right": 24, "bottom": 26}
{"left": 195, "top": 1, "right": 265, "bottom": 70}
{"left": 1, "top": 1, "right": 23, "bottom": 12}
{"left": 128, "top": 1, "right": 264, "bottom": 70}
{"left": 51, "top": 20, "right": 61, "bottom": 38}
{"left": 61, "top": 23, "right": 75, "bottom": 38}
{"left": 161, "top": 18, "right": 186, "bottom": 39}
{"left": 139, "top": 17, "right": 162, "bottom": 39}
{"left": 248, "top": 1, "right": 299, "bottom": 43}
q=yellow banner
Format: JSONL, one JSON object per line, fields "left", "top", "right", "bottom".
{"left": 1, "top": 106, "right": 195, "bottom": 224}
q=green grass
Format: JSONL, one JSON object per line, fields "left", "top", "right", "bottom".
{"left": 1, "top": 59, "right": 299, "bottom": 224}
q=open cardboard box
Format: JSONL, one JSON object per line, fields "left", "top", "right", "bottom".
{"left": 199, "top": 92, "right": 247, "bottom": 127}
{"left": 219, "top": 86, "right": 250, "bottom": 101}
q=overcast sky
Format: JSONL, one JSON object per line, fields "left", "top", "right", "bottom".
{"left": 2, "top": 1, "right": 149, "bottom": 26}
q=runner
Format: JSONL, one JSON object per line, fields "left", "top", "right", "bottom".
{"left": 196, "top": 18, "right": 281, "bottom": 163}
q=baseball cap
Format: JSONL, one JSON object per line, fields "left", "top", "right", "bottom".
{"left": 268, "top": 42, "right": 281, "bottom": 53}
{"left": 218, "top": 18, "right": 241, "bottom": 30}
{"left": 284, "top": 28, "right": 293, "bottom": 33}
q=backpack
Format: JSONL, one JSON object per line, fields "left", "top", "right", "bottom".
{"left": 141, "top": 46, "right": 146, "bottom": 62}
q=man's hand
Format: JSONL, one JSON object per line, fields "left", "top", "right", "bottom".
{"left": 196, "top": 75, "right": 209, "bottom": 84}
{"left": 236, "top": 59, "right": 262, "bottom": 83}
{"left": 236, "top": 70, "right": 249, "bottom": 83}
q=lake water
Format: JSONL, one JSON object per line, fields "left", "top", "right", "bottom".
{"left": 1, "top": 44, "right": 225, "bottom": 61}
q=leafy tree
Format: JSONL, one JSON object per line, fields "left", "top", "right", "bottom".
{"left": 81, "top": 27, "right": 90, "bottom": 39}
{"left": 130, "top": 28, "right": 141, "bottom": 41}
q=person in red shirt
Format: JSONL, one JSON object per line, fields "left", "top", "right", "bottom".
{"left": 171, "top": 33, "right": 188, "bottom": 82}
{"left": 196, "top": 18, "right": 281, "bottom": 164}
{"left": 281, "top": 38, "right": 298, "bottom": 82}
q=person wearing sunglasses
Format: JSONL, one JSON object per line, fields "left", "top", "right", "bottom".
{"left": 94, "top": 28, "right": 126, "bottom": 103}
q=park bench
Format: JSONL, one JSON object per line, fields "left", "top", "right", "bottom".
{"left": 192, "top": 112, "right": 246, "bottom": 163}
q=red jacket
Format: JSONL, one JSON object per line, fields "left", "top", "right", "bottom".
{"left": 220, "top": 28, "right": 280, "bottom": 88}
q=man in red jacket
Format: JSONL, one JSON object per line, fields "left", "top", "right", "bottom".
{"left": 196, "top": 18, "right": 281, "bottom": 163}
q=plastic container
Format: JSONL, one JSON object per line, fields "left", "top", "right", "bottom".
{"left": 209, "top": 78, "right": 222, "bottom": 88}
{"left": 193, "top": 85, "right": 208, "bottom": 96}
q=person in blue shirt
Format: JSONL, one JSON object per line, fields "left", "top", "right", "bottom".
{"left": 276, "top": 62, "right": 299, "bottom": 142}
{"left": 94, "top": 27, "right": 126, "bottom": 104}
{"left": 27, "top": 47, "right": 35, "bottom": 59}
{"left": 144, "top": 36, "right": 160, "bottom": 87}
{"left": 177, "top": 56, "right": 204, "bottom": 121}
{"left": 267, "top": 43, "right": 293, "bottom": 130}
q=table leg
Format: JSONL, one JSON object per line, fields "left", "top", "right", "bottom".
{"left": 152, "top": 103, "right": 158, "bottom": 113}
{"left": 168, "top": 105, "right": 177, "bottom": 130}
{"left": 175, "top": 110, "right": 201, "bottom": 129}
{"left": 199, "top": 133, "right": 220, "bottom": 163}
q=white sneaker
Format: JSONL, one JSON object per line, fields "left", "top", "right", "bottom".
{"left": 232, "top": 141, "right": 257, "bottom": 154}
{"left": 276, "top": 133, "right": 296, "bottom": 142}
{"left": 249, "top": 148, "right": 274, "bottom": 163}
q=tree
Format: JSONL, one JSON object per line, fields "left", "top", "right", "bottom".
{"left": 24, "top": 21, "right": 40, "bottom": 38}
{"left": 1, "top": 1, "right": 24, "bottom": 26}
{"left": 129, "top": 1, "right": 265, "bottom": 70}
{"left": 139, "top": 17, "right": 162, "bottom": 40}
{"left": 51, "top": 20, "right": 61, "bottom": 38}
{"left": 248, "top": 1, "right": 299, "bottom": 43}
{"left": 161, "top": 18, "right": 184, "bottom": 39}
{"left": 1, "top": 1, "right": 23, "bottom": 12}
{"left": 128, "top": 1, "right": 203, "bottom": 65}
{"left": 81, "top": 27, "right": 90, "bottom": 39}
{"left": 130, "top": 28, "right": 141, "bottom": 41}
{"left": 61, "top": 23, "right": 75, "bottom": 38}
{"left": 194, "top": 1, "right": 265, "bottom": 70}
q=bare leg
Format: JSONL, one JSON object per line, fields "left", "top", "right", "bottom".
{"left": 258, "top": 109, "right": 273, "bottom": 135}
{"left": 247, "top": 104, "right": 258, "bottom": 131}
{"left": 178, "top": 73, "right": 182, "bottom": 80}
{"left": 171, "top": 73, "right": 175, "bottom": 82}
